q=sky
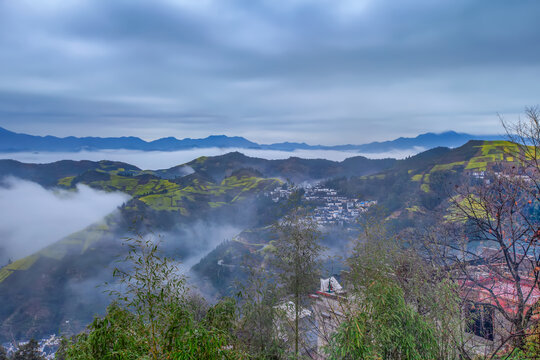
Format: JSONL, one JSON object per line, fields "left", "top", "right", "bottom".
{"left": 0, "top": 0, "right": 539, "bottom": 145}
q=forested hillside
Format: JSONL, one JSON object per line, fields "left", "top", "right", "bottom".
{"left": 0, "top": 153, "right": 392, "bottom": 341}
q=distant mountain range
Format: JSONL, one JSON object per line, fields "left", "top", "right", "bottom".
{"left": 0, "top": 126, "right": 504, "bottom": 154}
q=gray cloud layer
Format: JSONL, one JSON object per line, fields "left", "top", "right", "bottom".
{"left": 0, "top": 147, "right": 421, "bottom": 170}
{"left": 0, "top": 178, "right": 129, "bottom": 264}
{"left": 0, "top": 0, "right": 539, "bottom": 144}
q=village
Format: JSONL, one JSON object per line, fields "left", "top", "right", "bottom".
{"left": 265, "top": 184, "right": 377, "bottom": 226}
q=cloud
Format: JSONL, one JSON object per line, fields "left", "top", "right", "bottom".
{"left": 0, "top": 178, "right": 130, "bottom": 264}
{"left": 0, "top": 147, "right": 419, "bottom": 170}
{"left": 0, "top": 1, "right": 539, "bottom": 144}
{"left": 161, "top": 222, "right": 243, "bottom": 270}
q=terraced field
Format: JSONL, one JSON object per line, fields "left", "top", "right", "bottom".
{"left": 0, "top": 255, "right": 39, "bottom": 283}
{"left": 58, "top": 170, "right": 282, "bottom": 213}
{"left": 408, "top": 141, "right": 523, "bottom": 193}
{"left": 1, "top": 171, "right": 281, "bottom": 285}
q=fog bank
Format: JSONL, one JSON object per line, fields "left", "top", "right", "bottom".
{"left": 0, "top": 178, "right": 130, "bottom": 264}
{"left": 0, "top": 147, "right": 422, "bottom": 170}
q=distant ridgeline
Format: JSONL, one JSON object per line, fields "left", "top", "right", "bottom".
{"left": 0, "top": 140, "right": 523, "bottom": 342}
{"left": 0, "top": 126, "right": 503, "bottom": 153}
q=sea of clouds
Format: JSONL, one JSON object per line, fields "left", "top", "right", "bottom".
{"left": 0, "top": 147, "right": 424, "bottom": 170}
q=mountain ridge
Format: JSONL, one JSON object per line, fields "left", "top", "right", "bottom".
{"left": 0, "top": 126, "right": 504, "bottom": 153}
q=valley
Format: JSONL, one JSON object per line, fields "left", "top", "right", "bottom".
{"left": 0, "top": 140, "right": 524, "bottom": 343}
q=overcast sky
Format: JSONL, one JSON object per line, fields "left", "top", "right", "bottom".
{"left": 0, "top": 0, "right": 539, "bottom": 145}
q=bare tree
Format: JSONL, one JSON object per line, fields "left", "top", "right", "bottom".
{"left": 427, "top": 110, "right": 540, "bottom": 357}
{"left": 272, "top": 206, "right": 323, "bottom": 359}
{"left": 235, "top": 264, "right": 283, "bottom": 358}
{"left": 502, "top": 106, "right": 540, "bottom": 192}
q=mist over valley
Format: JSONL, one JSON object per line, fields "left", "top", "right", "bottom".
{"left": 0, "top": 139, "right": 524, "bottom": 345}
{"left": 1, "top": 0, "right": 539, "bottom": 357}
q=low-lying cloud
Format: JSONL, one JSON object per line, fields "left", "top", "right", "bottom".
{"left": 165, "top": 221, "right": 243, "bottom": 270}
{"left": 0, "top": 178, "right": 130, "bottom": 264}
{"left": 0, "top": 147, "right": 421, "bottom": 170}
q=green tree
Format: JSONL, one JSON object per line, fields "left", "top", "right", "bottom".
{"left": 326, "top": 281, "right": 439, "bottom": 360}
{"left": 341, "top": 209, "right": 463, "bottom": 359}
{"left": 107, "top": 234, "right": 186, "bottom": 358}
{"left": 272, "top": 207, "right": 323, "bottom": 358}
{"left": 60, "top": 303, "right": 147, "bottom": 360}
{"left": 170, "top": 298, "right": 242, "bottom": 360}
{"left": 59, "top": 233, "right": 244, "bottom": 359}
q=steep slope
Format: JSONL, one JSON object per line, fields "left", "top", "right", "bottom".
{"left": 191, "top": 140, "right": 526, "bottom": 299}
{"left": 1, "top": 143, "right": 512, "bottom": 341}
{"left": 0, "top": 166, "right": 281, "bottom": 341}
{"left": 326, "top": 140, "right": 522, "bottom": 218}
{"left": 0, "top": 151, "right": 395, "bottom": 341}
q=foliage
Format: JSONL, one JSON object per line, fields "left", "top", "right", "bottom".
{"left": 59, "top": 304, "right": 147, "bottom": 360}
{"left": 434, "top": 169, "right": 540, "bottom": 353}
{"left": 59, "top": 234, "right": 244, "bottom": 360}
{"left": 169, "top": 297, "right": 242, "bottom": 360}
{"left": 342, "top": 210, "right": 463, "bottom": 359}
{"left": 490, "top": 325, "right": 540, "bottom": 359}
{"left": 419, "top": 108, "right": 540, "bottom": 357}
{"left": 108, "top": 234, "right": 187, "bottom": 358}
{"left": 60, "top": 300, "right": 242, "bottom": 360}
{"left": 501, "top": 325, "right": 540, "bottom": 359}
{"left": 272, "top": 208, "right": 323, "bottom": 298}
{"left": 326, "top": 281, "right": 439, "bottom": 360}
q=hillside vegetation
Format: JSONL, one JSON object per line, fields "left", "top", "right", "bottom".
{"left": 0, "top": 140, "right": 529, "bottom": 343}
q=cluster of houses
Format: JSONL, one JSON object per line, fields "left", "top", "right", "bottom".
{"left": 265, "top": 185, "right": 294, "bottom": 202}
{"left": 264, "top": 184, "right": 376, "bottom": 225}
{"left": 304, "top": 185, "right": 376, "bottom": 225}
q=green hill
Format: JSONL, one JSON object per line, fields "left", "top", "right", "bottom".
{"left": 325, "top": 140, "right": 523, "bottom": 222}
{"left": 190, "top": 140, "right": 528, "bottom": 299}
{"left": 0, "top": 142, "right": 522, "bottom": 341}
{"left": 0, "top": 152, "right": 395, "bottom": 341}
